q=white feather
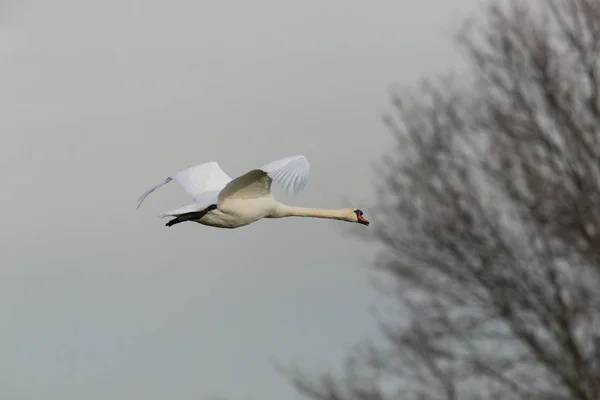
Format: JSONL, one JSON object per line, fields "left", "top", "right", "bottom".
{"left": 217, "top": 155, "right": 310, "bottom": 204}
{"left": 260, "top": 155, "right": 310, "bottom": 194}
{"left": 171, "top": 162, "right": 232, "bottom": 202}
{"left": 157, "top": 203, "right": 207, "bottom": 218}
{"left": 136, "top": 162, "right": 232, "bottom": 209}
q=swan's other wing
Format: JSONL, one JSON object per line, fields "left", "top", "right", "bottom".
{"left": 171, "top": 162, "right": 232, "bottom": 201}
{"left": 137, "top": 161, "right": 232, "bottom": 209}
{"left": 217, "top": 155, "right": 310, "bottom": 204}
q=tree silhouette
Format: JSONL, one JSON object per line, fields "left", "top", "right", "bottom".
{"left": 283, "top": 1, "right": 600, "bottom": 399}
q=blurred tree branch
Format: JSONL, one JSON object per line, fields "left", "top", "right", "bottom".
{"left": 282, "top": 1, "right": 600, "bottom": 399}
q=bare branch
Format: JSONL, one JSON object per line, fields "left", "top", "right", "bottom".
{"left": 284, "top": 1, "right": 600, "bottom": 400}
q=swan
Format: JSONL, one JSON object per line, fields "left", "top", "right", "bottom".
{"left": 136, "top": 155, "right": 369, "bottom": 229}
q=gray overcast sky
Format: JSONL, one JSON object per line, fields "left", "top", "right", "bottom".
{"left": 0, "top": 1, "right": 478, "bottom": 399}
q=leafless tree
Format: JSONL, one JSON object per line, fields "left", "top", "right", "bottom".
{"left": 282, "top": 1, "right": 600, "bottom": 399}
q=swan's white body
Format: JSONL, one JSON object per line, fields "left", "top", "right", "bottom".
{"left": 137, "top": 155, "right": 369, "bottom": 229}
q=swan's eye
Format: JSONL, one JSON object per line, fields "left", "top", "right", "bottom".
{"left": 354, "top": 209, "right": 363, "bottom": 216}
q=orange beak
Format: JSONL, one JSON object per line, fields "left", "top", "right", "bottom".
{"left": 357, "top": 214, "right": 369, "bottom": 226}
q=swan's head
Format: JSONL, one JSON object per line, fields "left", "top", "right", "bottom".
{"left": 352, "top": 209, "right": 369, "bottom": 226}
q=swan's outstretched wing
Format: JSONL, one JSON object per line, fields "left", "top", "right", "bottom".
{"left": 260, "top": 155, "right": 310, "bottom": 193}
{"left": 137, "top": 161, "right": 232, "bottom": 209}
{"left": 218, "top": 155, "right": 310, "bottom": 204}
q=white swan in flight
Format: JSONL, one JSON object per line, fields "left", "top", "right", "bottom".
{"left": 136, "top": 155, "right": 369, "bottom": 229}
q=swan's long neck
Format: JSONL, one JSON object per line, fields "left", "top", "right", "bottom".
{"left": 271, "top": 203, "right": 353, "bottom": 222}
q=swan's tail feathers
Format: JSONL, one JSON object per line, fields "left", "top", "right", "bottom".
{"left": 157, "top": 203, "right": 207, "bottom": 218}
{"left": 137, "top": 177, "right": 173, "bottom": 209}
